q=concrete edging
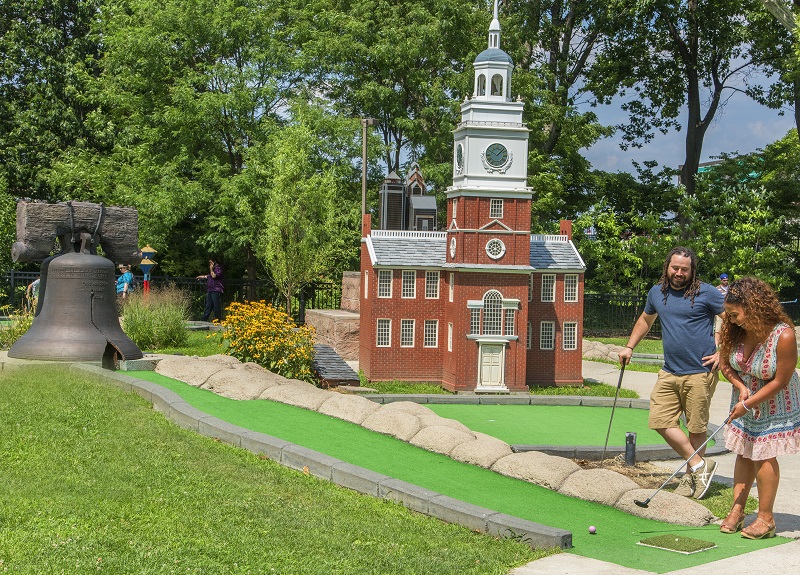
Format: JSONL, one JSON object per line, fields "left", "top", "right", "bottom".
{"left": 69, "top": 363, "right": 572, "bottom": 551}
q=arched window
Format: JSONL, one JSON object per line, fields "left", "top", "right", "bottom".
{"left": 491, "top": 74, "right": 503, "bottom": 96}
{"left": 483, "top": 290, "right": 502, "bottom": 335}
{"left": 477, "top": 74, "right": 487, "bottom": 96}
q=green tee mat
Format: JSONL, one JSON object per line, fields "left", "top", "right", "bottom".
{"left": 128, "top": 371, "right": 786, "bottom": 573}
{"left": 638, "top": 534, "right": 717, "bottom": 554}
{"left": 425, "top": 404, "right": 665, "bottom": 446}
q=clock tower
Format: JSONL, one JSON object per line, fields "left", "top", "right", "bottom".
{"left": 447, "top": 0, "right": 531, "bottom": 268}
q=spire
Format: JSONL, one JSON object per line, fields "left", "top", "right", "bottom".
{"left": 489, "top": 0, "right": 501, "bottom": 49}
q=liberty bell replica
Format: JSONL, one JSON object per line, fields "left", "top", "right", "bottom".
{"left": 8, "top": 201, "right": 143, "bottom": 366}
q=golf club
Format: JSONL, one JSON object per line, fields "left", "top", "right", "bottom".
{"left": 600, "top": 362, "right": 626, "bottom": 465}
{"left": 634, "top": 410, "right": 734, "bottom": 508}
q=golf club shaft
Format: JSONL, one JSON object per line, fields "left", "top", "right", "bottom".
{"left": 637, "top": 411, "right": 733, "bottom": 506}
{"left": 601, "top": 363, "right": 626, "bottom": 464}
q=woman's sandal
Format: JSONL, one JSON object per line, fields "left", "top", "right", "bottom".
{"left": 741, "top": 517, "right": 776, "bottom": 540}
{"left": 720, "top": 510, "right": 744, "bottom": 534}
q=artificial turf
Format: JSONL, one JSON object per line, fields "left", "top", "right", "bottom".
{"left": 425, "top": 403, "right": 665, "bottom": 447}
{"left": 128, "top": 371, "right": 787, "bottom": 573}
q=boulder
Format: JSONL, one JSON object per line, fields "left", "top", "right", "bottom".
{"left": 318, "top": 393, "right": 380, "bottom": 424}
{"left": 558, "top": 468, "right": 639, "bottom": 506}
{"left": 201, "top": 366, "right": 277, "bottom": 400}
{"left": 410, "top": 424, "right": 476, "bottom": 455}
{"left": 616, "top": 489, "right": 715, "bottom": 526}
{"left": 154, "top": 355, "right": 226, "bottom": 387}
{"left": 259, "top": 382, "right": 330, "bottom": 410}
{"left": 361, "top": 408, "right": 422, "bottom": 441}
{"left": 491, "top": 451, "right": 580, "bottom": 490}
{"left": 450, "top": 432, "right": 513, "bottom": 468}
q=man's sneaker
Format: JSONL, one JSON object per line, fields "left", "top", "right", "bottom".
{"left": 673, "top": 472, "right": 696, "bottom": 497}
{"left": 694, "top": 458, "right": 718, "bottom": 499}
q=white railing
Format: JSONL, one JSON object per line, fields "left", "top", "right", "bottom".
{"left": 371, "top": 230, "right": 447, "bottom": 239}
{"left": 530, "top": 234, "right": 570, "bottom": 242}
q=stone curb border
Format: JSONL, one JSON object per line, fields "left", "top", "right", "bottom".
{"left": 69, "top": 363, "right": 572, "bottom": 551}
{"left": 363, "top": 394, "right": 729, "bottom": 461}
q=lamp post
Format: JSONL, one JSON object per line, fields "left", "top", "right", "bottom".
{"left": 138, "top": 244, "right": 157, "bottom": 297}
{"left": 361, "top": 118, "right": 378, "bottom": 218}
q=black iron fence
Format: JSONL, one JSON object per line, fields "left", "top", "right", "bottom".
{"left": 583, "top": 293, "right": 658, "bottom": 338}
{"left": 0, "top": 270, "right": 342, "bottom": 322}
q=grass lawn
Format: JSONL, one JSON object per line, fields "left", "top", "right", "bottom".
{"left": 0, "top": 366, "right": 542, "bottom": 573}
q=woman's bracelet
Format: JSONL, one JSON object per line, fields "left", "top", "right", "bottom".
{"left": 741, "top": 399, "right": 751, "bottom": 412}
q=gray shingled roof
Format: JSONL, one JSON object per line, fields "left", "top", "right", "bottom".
{"left": 529, "top": 238, "right": 585, "bottom": 270}
{"left": 367, "top": 232, "right": 584, "bottom": 271}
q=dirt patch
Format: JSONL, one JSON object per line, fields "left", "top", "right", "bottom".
{"left": 575, "top": 456, "right": 678, "bottom": 490}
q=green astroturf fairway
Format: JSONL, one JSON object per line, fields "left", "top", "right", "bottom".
{"left": 426, "top": 404, "right": 666, "bottom": 447}
{"left": 128, "top": 371, "right": 787, "bottom": 573}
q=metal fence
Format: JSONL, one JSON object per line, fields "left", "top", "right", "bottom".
{"left": 0, "top": 270, "right": 342, "bottom": 322}
{"left": 583, "top": 293, "right": 659, "bottom": 338}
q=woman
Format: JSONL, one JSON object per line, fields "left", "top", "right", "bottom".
{"left": 718, "top": 277, "right": 800, "bottom": 539}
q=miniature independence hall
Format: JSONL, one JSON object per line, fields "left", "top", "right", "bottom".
{"left": 359, "top": 3, "right": 585, "bottom": 392}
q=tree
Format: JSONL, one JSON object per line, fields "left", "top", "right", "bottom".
{"left": 591, "top": 0, "right": 770, "bottom": 210}
{"left": 0, "top": 0, "right": 103, "bottom": 200}
{"left": 252, "top": 112, "right": 341, "bottom": 314}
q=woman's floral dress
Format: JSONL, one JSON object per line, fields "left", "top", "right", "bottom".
{"left": 725, "top": 322, "right": 800, "bottom": 461}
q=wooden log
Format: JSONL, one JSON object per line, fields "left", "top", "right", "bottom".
{"left": 12, "top": 201, "right": 140, "bottom": 263}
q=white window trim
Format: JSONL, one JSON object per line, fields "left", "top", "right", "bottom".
{"left": 400, "top": 318, "right": 415, "bottom": 348}
{"left": 490, "top": 198, "right": 503, "bottom": 219}
{"left": 541, "top": 274, "right": 556, "bottom": 303}
{"left": 424, "top": 319, "right": 439, "bottom": 348}
{"left": 402, "top": 270, "right": 416, "bottom": 299}
{"left": 378, "top": 270, "right": 392, "bottom": 298}
{"left": 425, "top": 271, "right": 440, "bottom": 299}
{"left": 448, "top": 322, "right": 453, "bottom": 352}
{"left": 376, "top": 318, "right": 391, "bottom": 347}
{"left": 563, "top": 321, "right": 578, "bottom": 351}
{"left": 364, "top": 270, "right": 369, "bottom": 299}
{"left": 540, "top": 321, "right": 555, "bottom": 350}
{"left": 449, "top": 273, "right": 455, "bottom": 302}
{"left": 564, "top": 274, "right": 579, "bottom": 302}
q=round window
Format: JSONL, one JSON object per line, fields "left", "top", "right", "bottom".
{"left": 486, "top": 238, "right": 506, "bottom": 260}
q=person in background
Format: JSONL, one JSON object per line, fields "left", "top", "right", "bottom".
{"left": 718, "top": 277, "right": 800, "bottom": 539}
{"left": 717, "top": 273, "right": 730, "bottom": 296}
{"left": 619, "top": 246, "right": 725, "bottom": 500}
{"left": 26, "top": 275, "right": 40, "bottom": 311}
{"left": 197, "top": 257, "right": 224, "bottom": 322}
{"left": 116, "top": 265, "right": 133, "bottom": 300}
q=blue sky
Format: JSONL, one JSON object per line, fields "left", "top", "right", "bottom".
{"left": 581, "top": 95, "right": 796, "bottom": 175}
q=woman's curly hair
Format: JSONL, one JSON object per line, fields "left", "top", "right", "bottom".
{"left": 718, "top": 276, "right": 794, "bottom": 362}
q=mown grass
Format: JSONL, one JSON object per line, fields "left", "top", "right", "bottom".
{"left": 529, "top": 380, "right": 639, "bottom": 398}
{"left": 0, "top": 366, "right": 545, "bottom": 573}
{"left": 155, "top": 329, "right": 227, "bottom": 356}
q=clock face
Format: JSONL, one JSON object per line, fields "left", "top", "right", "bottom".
{"left": 485, "top": 143, "right": 509, "bottom": 168}
{"left": 450, "top": 237, "right": 456, "bottom": 258}
{"left": 456, "top": 144, "right": 464, "bottom": 170}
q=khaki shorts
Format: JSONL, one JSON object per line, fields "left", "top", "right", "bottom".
{"left": 648, "top": 370, "right": 718, "bottom": 434}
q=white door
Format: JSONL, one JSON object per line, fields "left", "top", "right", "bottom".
{"left": 480, "top": 344, "right": 503, "bottom": 387}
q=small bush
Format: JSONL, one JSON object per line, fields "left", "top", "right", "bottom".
{"left": 216, "top": 300, "right": 316, "bottom": 383}
{"left": 122, "top": 285, "right": 190, "bottom": 350}
{"left": 0, "top": 306, "right": 33, "bottom": 349}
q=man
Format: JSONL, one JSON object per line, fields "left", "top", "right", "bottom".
{"left": 717, "top": 273, "right": 729, "bottom": 296}
{"left": 116, "top": 265, "right": 133, "bottom": 299}
{"left": 197, "top": 257, "right": 224, "bottom": 322}
{"left": 618, "top": 247, "right": 725, "bottom": 499}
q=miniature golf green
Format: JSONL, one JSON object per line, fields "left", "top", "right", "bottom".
{"left": 128, "top": 371, "right": 787, "bottom": 573}
{"left": 425, "top": 403, "right": 665, "bottom": 447}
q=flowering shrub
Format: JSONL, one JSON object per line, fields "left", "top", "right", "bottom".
{"left": 0, "top": 306, "right": 33, "bottom": 349}
{"left": 216, "top": 300, "right": 316, "bottom": 383}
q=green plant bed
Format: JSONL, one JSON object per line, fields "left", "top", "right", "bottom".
{"left": 529, "top": 380, "right": 639, "bottom": 398}
{"left": 0, "top": 366, "right": 541, "bottom": 573}
{"left": 155, "top": 329, "right": 228, "bottom": 356}
{"left": 365, "top": 381, "right": 452, "bottom": 394}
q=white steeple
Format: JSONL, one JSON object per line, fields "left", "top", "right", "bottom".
{"left": 489, "top": 0, "right": 501, "bottom": 49}
{"left": 472, "top": 0, "right": 513, "bottom": 101}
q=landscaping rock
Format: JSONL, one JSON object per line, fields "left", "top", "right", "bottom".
{"left": 201, "top": 366, "right": 277, "bottom": 400}
{"left": 154, "top": 355, "right": 226, "bottom": 387}
{"left": 379, "top": 400, "right": 436, "bottom": 418}
{"left": 558, "top": 468, "right": 639, "bottom": 506}
{"left": 410, "top": 424, "right": 476, "bottom": 455}
{"left": 415, "top": 412, "right": 473, "bottom": 434}
{"left": 259, "top": 382, "right": 330, "bottom": 410}
{"left": 616, "top": 489, "right": 715, "bottom": 526}
{"left": 361, "top": 408, "right": 422, "bottom": 441}
{"left": 318, "top": 393, "right": 380, "bottom": 424}
{"left": 450, "top": 432, "right": 513, "bottom": 468}
{"left": 491, "top": 451, "right": 580, "bottom": 490}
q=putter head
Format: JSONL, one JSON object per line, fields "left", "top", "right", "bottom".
{"left": 634, "top": 499, "right": 649, "bottom": 508}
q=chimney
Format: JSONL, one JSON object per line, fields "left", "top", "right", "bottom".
{"left": 559, "top": 220, "right": 572, "bottom": 240}
{"left": 362, "top": 213, "right": 372, "bottom": 237}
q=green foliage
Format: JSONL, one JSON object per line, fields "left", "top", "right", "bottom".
{"left": 529, "top": 381, "right": 639, "bottom": 398}
{"left": 121, "top": 286, "right": 190, "bottom": 350}
{"left": 365, "top": 381, "right": 452, "bottom": 395}
{"left": 216, "top": 300, "right": 316, "bottom": 383}
{"left": 154, "top": 329, "right": 226, "bottom": 356}
{"left": 0, "top": 366, "right": 541, "bottom": 572}
{"left": 0, "top": 307, "right": 33, "bottom": 349}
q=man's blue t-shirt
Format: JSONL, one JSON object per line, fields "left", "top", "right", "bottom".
{"left": 644, "top": 282, "right": 724, "bottom": 375}
{"left": 116, "top": 271, "right": 133, "bottom": 294}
